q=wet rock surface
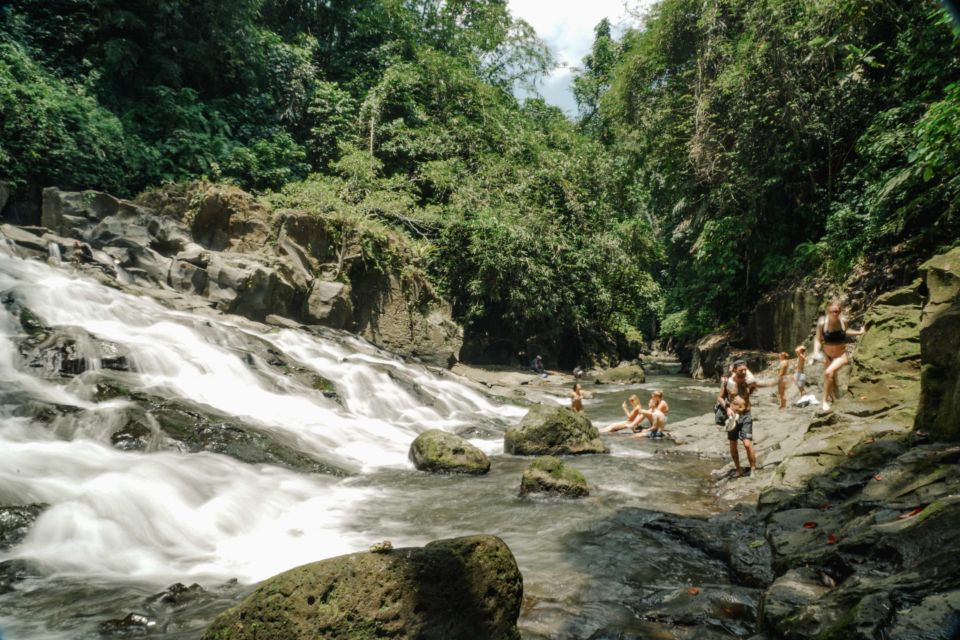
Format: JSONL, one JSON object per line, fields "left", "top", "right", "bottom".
{"left": 408, "top": 429, "right": 491, "bottom": 474}
{"left": 201, "top": 535, "right": 523, "bottom": 640}
{"left": 504, "top": 404, "right": 607, "bottom": 455}
{"left": 0, "top": 504, "right": 47, "bottom": 551}
{"left": 4, "top": 185, "right": 462, "bottom": 366}
{"left": 519, "top": 456, "right": 589, "bottom": 497}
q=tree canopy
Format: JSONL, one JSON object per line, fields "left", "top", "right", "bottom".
{"left": 2, "top": 0, "right": 958, "bottom": 362}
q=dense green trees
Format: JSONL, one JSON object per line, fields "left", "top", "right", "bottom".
{"left": 3, "top": 0, "right": 958, "bottom": 363}
{"left": 582, "top": 0, "right": 960, "bottom": 339}
{"left": 1, "top": 0, "right": 658, "bottom": 365}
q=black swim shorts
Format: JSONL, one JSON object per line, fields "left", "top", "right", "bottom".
{"left": 726, "top": 413, "right": 754, "bottom": 442}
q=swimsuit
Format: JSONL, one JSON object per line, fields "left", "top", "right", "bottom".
{"left": 726, "top": 411, "right": 754, "bottom": 442}
{"left": 821, "top": 318, "right": 846, "bottom": 344}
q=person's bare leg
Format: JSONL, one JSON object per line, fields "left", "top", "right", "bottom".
{"left": 743, "top": 439, "right": 757, "bottom": 471}
{"left": 601, "top": 422, "right": 628, "bottom": 433}
{"left": 778, "top": 378, "right": 787, "bottom": 409}
{"left": 729, "top": 440, "right": 742, "bottom": 477}
{"left": 822, "top": 353, "right": 848, "bottom": 410}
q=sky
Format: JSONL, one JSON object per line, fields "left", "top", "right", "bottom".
{"left": 507, "top": 0, "right": 655, "bottom": 116}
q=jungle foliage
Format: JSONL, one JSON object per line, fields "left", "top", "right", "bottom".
{"left": 0, "top": 0, "right": 656, "bottom": 365}
{"left": 1, "top": 0, "right": 958, "bottom": 362}
{"left": 583, "top": 0, "right": 960, "bottom": 339}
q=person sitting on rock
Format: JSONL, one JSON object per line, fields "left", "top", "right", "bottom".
{"left": 726, "top": 395, "right": 757, "bottom": 477}
{"left": 634, "top": 390, "right": 669, "bottom": 437}
{"left": 601, "top": 394, "right": 643, "bottom": 432}
{"left": 530, "top": 355, "right": 547, "bottom": 378}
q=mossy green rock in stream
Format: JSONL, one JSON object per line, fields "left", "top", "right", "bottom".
{"left": 408, "top": 429, "right": 490, "bottom": 474}
{"left": 519, "top": 456, "right": 588, "bottom": 497}
{"left": 917, "top": 246, "right": 960, "bottom": 440}
{"left": 504, "top": 405, "right": 607, "bottom": 456}
{"left": 594, "top": 364, "right": 646, "bottom": 385}
{"left": 201, "top": 535, "right": 522, "bottom": 640}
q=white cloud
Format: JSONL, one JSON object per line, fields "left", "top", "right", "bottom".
{"left": 508, "top": 0, "right": 654, "bottom": 115}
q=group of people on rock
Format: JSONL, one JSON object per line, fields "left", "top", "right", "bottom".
{"left": 714, "top": 299, "right": 863, "bottom": 476}
{"left": 597, "top": 390, "right": 669, "bottom": 438}
{"left": 569, "top": 299, "right": 864, "bottom": 480}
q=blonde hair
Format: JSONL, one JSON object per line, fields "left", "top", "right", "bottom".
{"left": 629, "top": 394, "right": 639, "bottom": 403}
{"left": 652, "top": 390, "right": 663, "bottom": 398}
{"left": 825, "top": 299, "right": 842, "bottom": 313}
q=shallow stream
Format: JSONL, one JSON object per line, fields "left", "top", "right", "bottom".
{"left": 0, "top": 248, "right": 725, "bottom": 639}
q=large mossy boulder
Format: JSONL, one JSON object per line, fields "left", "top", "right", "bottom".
{"left": 848, "top": 282, "right": 922, "bottom": 424}
{"left": 504, "top": 405, "right": 607, "bottom": 456}
{"left": 409, "top": 429, "right": 490, "bottom": 474}
{"left": 201, "top": 535, "right": 522, "bottom": 640}
{"left": 916, "top": 247, "right": 960, "bottom": 440}
{"left": 594, "top": 364, "right": 646, "bottom": 385}
{"left": 519, "top": 456, "right": 588, "bottom": 498}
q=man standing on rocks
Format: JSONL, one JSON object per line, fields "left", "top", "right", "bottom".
{"left": 722, "top": 360, "right": 757, "bottom": 417}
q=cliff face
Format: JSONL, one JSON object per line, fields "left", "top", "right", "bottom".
{"left": 743, "top": 288, "right": 822, "bottom": 353}
{"left": 916, "top": 247, "right": 960, "bottom": 441}
{"left": 27, "top": 184, "right": 462, "bottom": 366}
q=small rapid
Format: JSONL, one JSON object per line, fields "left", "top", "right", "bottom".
{"left": 0, "top": 247, "right": 722, "bottom": 639}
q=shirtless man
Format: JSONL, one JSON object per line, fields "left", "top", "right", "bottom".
{"left": 720, "top": 360, "right": 757, "bottom": 418}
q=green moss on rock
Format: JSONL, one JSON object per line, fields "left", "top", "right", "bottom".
{"left": 408, "top": 429, "right": 490, "bottom": 474}
{"left": 594, "top": 364, "right": 646, "bottom": 385}
{"left": 519, "top": 456, "right": 589, "bottom": 498}
{"left": 201, "top": 535, "right": 522, "bottom": 640}
{"left": 504, "top": 405, "right": 607, "bottom": 456}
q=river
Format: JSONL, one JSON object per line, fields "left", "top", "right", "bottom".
{"left": 0, "top": 248, "right": 725, "bottom": 639}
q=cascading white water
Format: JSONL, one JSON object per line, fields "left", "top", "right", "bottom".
{"left": 0, "top": 247, "right": 522, "bottom": 589}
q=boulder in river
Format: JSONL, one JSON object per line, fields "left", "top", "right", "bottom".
{"left": 504, "top": 404, "right": 607, "bottom": 456}
{"left": 594, "top": 364, "right": 646, "bottom": 385}
{"left": 201, "top": 534, "right": 522, "bottom": 640}
{"left": 519, "top": 456, "right": 588, "bottom": 498}
{"left": 408, "top": 429, "right": 490, "bottom": 474}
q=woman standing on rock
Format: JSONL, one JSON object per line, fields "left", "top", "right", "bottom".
{"left": 812, "top": 300, "right": 864, "bottom": 412}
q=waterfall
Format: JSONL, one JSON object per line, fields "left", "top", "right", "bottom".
{"left": 46, "top": 242, "right": 61, "bottom": 264}
{"left": 0, "top": 246, "right": 521, "bottom": 587}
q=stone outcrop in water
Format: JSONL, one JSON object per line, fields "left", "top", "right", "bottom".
{"left": 408, "top": 429, "right": 490, "bottom": 474}
{"left": 593, "top": 363, "right": 646, "bottom": 385}
{"left": 916, "top": 246, "right": 960, "bottom": 441}
{"left": 8, "top": 184, "right": 462, "bottom": 367}
{"left": 0, "top": 504, "right": 47, "bottom": 551}
{"left": 504, "top": 404, "right": 607, "bottom": 456}
{"left": 201, "top": 535, "right": 522, "bottom": 640}
{"left": 518, "top": 456, "right": 588, "bottom": 497}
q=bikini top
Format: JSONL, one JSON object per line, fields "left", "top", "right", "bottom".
{"left": 821, "top": 317, "right": 846, "bottom": 344}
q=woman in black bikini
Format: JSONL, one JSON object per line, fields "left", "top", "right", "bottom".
{"left": 812, "top": 300, "right": 864, "bottom": 412}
